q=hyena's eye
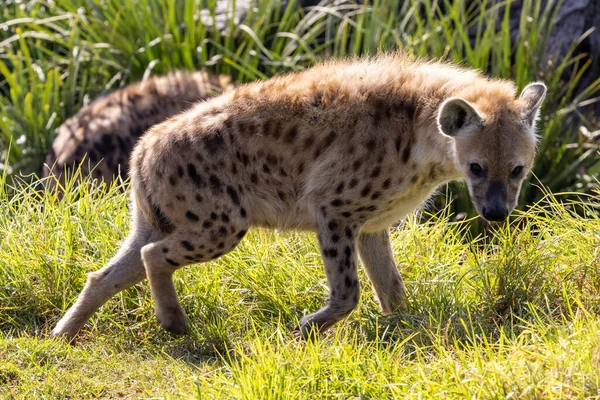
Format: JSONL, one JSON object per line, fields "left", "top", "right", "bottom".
{"left": 469, "top": 163, "right": 484, "bottom": 177}
{"left": 511, "top": 166, "right": 524, "bottom": 179}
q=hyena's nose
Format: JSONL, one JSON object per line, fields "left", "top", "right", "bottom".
{"left": 482, "top": 206, "right": 508, "bottom": 222}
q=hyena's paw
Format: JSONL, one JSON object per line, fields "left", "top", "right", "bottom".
{"left": 50, "top": 321, "right": 78, "bottom": 341}
{"left": 293, "top": 308, "right": 340, "bottom": 340}
{"left": 157, "top": 306, "right": 189, "bottom": 335}
{"left": 377, "top": 290, "right": 409, "bottom": 315}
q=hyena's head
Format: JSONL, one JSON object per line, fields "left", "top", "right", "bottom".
{"left": 437, "top": 82, "right": 547, "bottom": 222}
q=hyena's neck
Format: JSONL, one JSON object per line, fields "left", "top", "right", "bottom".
{"left": 411, "top": 111, "right": 463, "bottom": 185}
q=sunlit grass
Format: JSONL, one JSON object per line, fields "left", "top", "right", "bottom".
{"left": 0, "top": 173, "right": 599, "bottom": 398}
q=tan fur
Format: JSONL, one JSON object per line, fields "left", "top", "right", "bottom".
{"left": 52, "top": 53, "right": 546, "bottom": 339}
{"left": 43, "top": 71, "right": 234, "bottom": 191}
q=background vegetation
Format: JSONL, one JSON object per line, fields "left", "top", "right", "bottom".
{"left": 1, "top": 0, "right": 599, "bottom": 217}
{"left": 1, "top": 0, "right": 599, "bottom": 398}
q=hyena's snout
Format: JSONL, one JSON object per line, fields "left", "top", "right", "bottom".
{"left": 481, "top": 181, "right": 509, "bottom": 222}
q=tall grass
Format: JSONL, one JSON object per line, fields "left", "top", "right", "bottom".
{"left": 1, "top": 171, "right": 599, "bottom": 398}
{"left": 1, "top": 0, "right": 599, "bottom": 213}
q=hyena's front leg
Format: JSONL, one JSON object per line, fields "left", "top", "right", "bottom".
{"left": 298, "top": 216, "right": 360, "bottom": 337}
{"left": 357, "top": 229, "right": 407, "bottom": 314}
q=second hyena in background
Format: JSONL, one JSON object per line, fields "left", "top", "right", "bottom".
{"left": 43, "top": 71, "right": 233, "bottom": 190}
{"left": 52, "top": 53, "right": 546, "bottom": 339}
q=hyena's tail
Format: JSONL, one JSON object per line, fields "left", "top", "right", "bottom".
{"left": 129, "top": 142, "right": 175, "bottom": 235}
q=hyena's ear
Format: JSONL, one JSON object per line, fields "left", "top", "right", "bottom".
{"left": 519, "top": 82, "right": 547, "bottom": 125}
{"left": 437, "top": 97, "right": 483, "bottom": 138}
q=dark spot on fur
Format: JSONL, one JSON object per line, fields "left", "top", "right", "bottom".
{"left": 342, "top": 211, "right": 352, "bottom": 218}
{"left": 186, "top": 211, "right": 200, "bottom": 222}
{"left": 366, "top": 205, "right": 377, "bottom": 212}
{"left": 152, "top": 202, "right": 176, "bottom": 234}
{"left": 266, "top": 154, "right": 278, "bottom": 165}
{"left": 240, "top": 208, "right": 247, "bottom": 218}
{"left": 345, "top": 276, "right": 353, "bottom": 288}
{"left": 210, "top": 212, "right": 218, "bottom": 220}
{"left": 383, "top": 179, "right": 391, "bottom": 189}
{"left": 217, "top": 242, "right": 225, "bottom": 249}
{"left": 361, "top": 185, "right": 372, "bottom": 197}
{"left": 203, "top": 130, "right": 226, "bottom": 152}
{"left": 188, "top": 163, "right": 203, "bottom": 186}
{"left": 165, "top": 258, "right": 180, "bottom": 267}
{"left": 285, "top": 126, "right": 298, "bottom": 143}
{"left": 324, "top": 248, "right": 338, "bottom": 258}
{"left": 402, "top": 146, "right": 411, "bottom": 163}
{"left": 236, "top": 230, "right": 247, "bottom": 239}
{"left": 332, "top": 234, "right": 340, "bottom": 243}
{"left": 370, "top": 167, "right": 381, "bottom": 178}
{"left": 195, "top": 194, "right": 203, "bottom": 203}
{"left": 313, "top": 148, "right": 322, "bottom": 160}
{"left": 345, "top": 246, "right": 351, "bottom": 257}
{"left": 176, "top": 194, "right": 186, "bottom": 201}
{"left": 328, "top": 220, "right": 338, "bottom": 231}
{"left": 324, "top": 131, "right": 337, "bottom": 148}
{"left": 335, "top": 182, "right": 345, "bottom": 194}
{"left": 395, "top": 136, "right": 402, "bottom": 152}
{"left": 366, "top": 139, "right": 376, "bottom": 151}
{"left": 303, "top": 135, "right": 315, "bottom": 149}
{"left": 221, "top": 213, "right": 230, "bottom": 223}
{"left": 177, "top": 166, "right": 184, "bottom": 178}
{"left": 352, "top": 160, "right": 362, "bottom": 171}
{"left": 263, "top": 164, "right": 271, "bottom": 174}
{"left": 345, "top": 228, "right": 353, "bottom": 239}
{"left": 169, "top": 175, "right": 177, "bottom": 186}
{"left": 181, "top": 241, "right": 195, "bottom": 251}
{"left": 298, "top": 162, "right": 305, "bottom": 174}
{"left": 226, "top": 185, "right": 240, "bottom": 205}
{"left": 203, "top": 220, "right": 213, "bottom": 228}
{"left": 277, "top": 191, "right": 286, "bottom": 201}
{"left": 162, "top": 248, "right": 169, "bottom": 253}
{"left": 349, "top": 178, "right": 358, "bottom": 188}
{"left": 371, "top": 191, "right": 381, "bottom": 200}
{"left": 250, "top": 173, "right": 258, "bottom": 184}
{"left": 331, "top": 199, "right": 343, "bottom": 207}
{"left": 209, "top": 175, "right": 222, "bottom": 190}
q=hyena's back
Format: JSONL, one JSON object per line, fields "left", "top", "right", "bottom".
{"left": 43, "top": 71, "right": 233, "bottom": 190}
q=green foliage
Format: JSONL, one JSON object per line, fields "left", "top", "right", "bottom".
{"left": 0, "top": 0, "right": 599, "bottom": 215}
{"left": 1, "top": 174, "right": 599, "bottom": 397}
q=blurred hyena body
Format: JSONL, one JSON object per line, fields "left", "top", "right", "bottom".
{"left": 43, "top": 71, "right": 234, "bottom": 190}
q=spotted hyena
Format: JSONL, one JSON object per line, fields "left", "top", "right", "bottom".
{"left": 43, "top": 71, "right": 233, "bottom": 190}
{"left": 52, "top": 53, "right": 546, "bottom": 339}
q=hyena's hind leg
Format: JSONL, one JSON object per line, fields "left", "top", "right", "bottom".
{"left": 141, "top": 219, "right": 249, "bottom": 334}
{"left": 51, "top": 209, "right": 158, "bottom": 339}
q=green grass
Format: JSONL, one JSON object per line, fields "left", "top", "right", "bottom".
{"left": 1, "top": 1, "right": 600, "bottom": 397}
{"left": 1, "top": 174, "right": 599, "bottom": 398}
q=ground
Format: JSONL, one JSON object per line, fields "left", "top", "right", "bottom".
{"left": 0, "top": 178, "right": 599, "bottom": 398}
